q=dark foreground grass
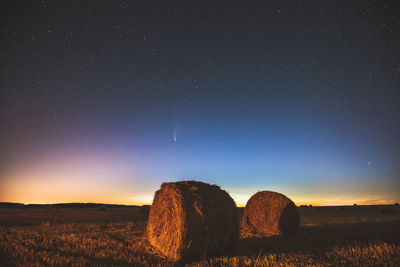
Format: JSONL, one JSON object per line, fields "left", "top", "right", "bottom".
{"left": 0, "top": 205, "right": 399, "bottom": 266}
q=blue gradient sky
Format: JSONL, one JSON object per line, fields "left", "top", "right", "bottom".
{"left": 1, "top": 1, "right": 399, "bottom": 205}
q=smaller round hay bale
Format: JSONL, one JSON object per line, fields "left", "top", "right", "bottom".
{"left": 146, "top": 180, "right": 239, "bottom": 261}
{"left": 241, "top": 191, "right": 299, "bottom": 237}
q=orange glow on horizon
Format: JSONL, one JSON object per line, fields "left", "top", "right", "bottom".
{"left": 2, "top": 180, "right": 397, "bottom": 207}
{"left": 1, "top": 163, "right": 399, "bottom": 206}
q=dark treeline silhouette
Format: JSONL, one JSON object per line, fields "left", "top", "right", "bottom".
{"left": 0, "top": 202, "right": 139, "bottom": 209}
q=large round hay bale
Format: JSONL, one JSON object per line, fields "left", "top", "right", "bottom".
{"left": 146, "top": 180, "right": 239, "bottom": 261}
{"left": 241, "top": 191, "right": 299, "bottom": 237}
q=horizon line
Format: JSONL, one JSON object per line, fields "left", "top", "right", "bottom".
{"left": 1, "top": 201, "right": 398, "bottom": 208}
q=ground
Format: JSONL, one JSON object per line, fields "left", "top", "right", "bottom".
{"left": 0, "top": 204, "right": 399, "bottom": 266}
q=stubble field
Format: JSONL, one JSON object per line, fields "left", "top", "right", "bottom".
{"left": 0, "top": 203, "right": 399, "bottom": 266}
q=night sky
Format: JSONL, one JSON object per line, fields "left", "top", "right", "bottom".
{"left": 1, "top": 1, "right": 399, "bottom": 205}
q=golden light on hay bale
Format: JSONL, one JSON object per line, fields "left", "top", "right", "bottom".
{"left": 241, "top": 191, "right": 299, "bottom": 237}
{"left": 146, "top": 180, "right": 239, "bottom": 261}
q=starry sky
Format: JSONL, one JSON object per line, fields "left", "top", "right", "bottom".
{"left": 1, "top": 1, "right": 399, "bottom": 206}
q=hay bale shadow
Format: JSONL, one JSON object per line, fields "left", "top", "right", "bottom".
{"left": 235, "top": 219, "right": 400, "bottom": 257}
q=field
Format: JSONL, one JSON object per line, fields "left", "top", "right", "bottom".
{"left": 0, "top": 204, "right": 399, "bottom": 266}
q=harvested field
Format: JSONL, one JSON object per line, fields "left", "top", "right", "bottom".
{"left": 0, "top": 204, "right": 399, "bottom": 266}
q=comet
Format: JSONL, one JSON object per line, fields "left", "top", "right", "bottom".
{"left": 173, "top": 126, "right": 178, "bottom": 142}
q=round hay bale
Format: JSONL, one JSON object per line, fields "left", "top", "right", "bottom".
{"left": 241, "top": 191, "right": 299, "bottom": 237}
{"left": 146, "top": 180, "right": 239, "bottom": 261}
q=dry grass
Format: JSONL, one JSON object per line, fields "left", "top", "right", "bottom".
{"left": 190, "top": 242, "right": 400, "bottom": 266}
{"left": 0, "top": 205, "right": 399, "bottom": 266}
